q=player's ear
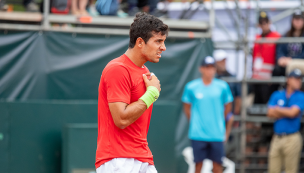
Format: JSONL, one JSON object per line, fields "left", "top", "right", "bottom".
{"left": 136, "top": 37, "right": 145, "bottom": 48}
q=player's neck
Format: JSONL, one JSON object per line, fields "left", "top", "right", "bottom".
{"left": 125, "top": 49, "right": 147, "bottom": 68}
{"left": 202, "top": 77, "right": 212, "bottom": 85}
{"left": 286, "top": 86, "right": 294, "bottom": 96}
{"left": 261, "top": 29, "right": 271, "bottom": 36}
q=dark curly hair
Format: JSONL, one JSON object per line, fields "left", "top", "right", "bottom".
{"left": 129, "top": 12, "right": 169, "bottom": 48}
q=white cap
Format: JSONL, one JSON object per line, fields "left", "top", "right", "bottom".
{"left": 213, "top": 49, "right": 227, "bottom": 62}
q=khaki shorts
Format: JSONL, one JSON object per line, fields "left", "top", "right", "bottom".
{"left": 268, "top": 132, "right": 303, "bottom": 173}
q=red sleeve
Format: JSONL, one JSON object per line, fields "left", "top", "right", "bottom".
{"left": 104, "top": 65, "right": 131, "bottom": 104}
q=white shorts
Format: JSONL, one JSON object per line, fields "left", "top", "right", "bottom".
{"left": 96, "top": 158, "right": 158, "bottom": 173}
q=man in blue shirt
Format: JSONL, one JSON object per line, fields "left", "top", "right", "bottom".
{"left": 182, "top": 56, "right": 233, "bottom": 173}
{"left": 267, "top": 68, "right": 304, "bottom": 173}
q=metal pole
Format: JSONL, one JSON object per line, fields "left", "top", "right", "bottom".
{"left": 209, "top": 0, "right": 215, "bottom": 36}
{"left": 272, "top": 7, "right": 298, "bottom": 23}
{"left": 232, "top": 0, "right": 242, "bottom": 167}
{"left": 240, "top": 46, "right": 249, "bottom": 173}
{"left": 206, "top": 0, "right": 229, "bottom": 40}
{"left": 43, "top": 0, "right": 50, "bottom": 29}
{"left": 256, "top": 0, "right": 260, "bottom": 13}
{"left": 255, "top": 0, "right": 260, "bottom": 34}
{"left": 224, "top": 0, "right": 239, "bottom": 28}
{"left": 240, "top": 1, "right": 250, "bottom": 173}
{"left": 215, "top": 16, "right": 234, "bottom": 41}
{"left": 234, "top": 0, "right": 241, "bottom": 85}
{"left": 255, "top": 37, "right": 304, "bottom": 43}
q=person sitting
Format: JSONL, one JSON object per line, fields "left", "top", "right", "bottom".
{"left": 275, "top": 9, "right": 304, "bottom": 77}
{"left": 95, "top": 0, "right": 119, "bottom": 16}
{"left": 128, "top": 0, "right": 149, "bottom": 16}
{"left": 71, "top": 0, "right": 89, "bottom": 16}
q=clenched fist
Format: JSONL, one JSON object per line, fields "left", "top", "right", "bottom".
{"left": 143, "top": 73, "right": 161, "bottom": 92}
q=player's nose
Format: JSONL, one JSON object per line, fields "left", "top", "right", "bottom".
{"left": 160, "top": 43, "right": 166, "bottom": 51}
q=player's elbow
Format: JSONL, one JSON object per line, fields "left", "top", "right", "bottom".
{"left": 266, "top": 109, "right": 274, "bottom": 118}
{"left": 114, "top": 119, "right": 129, "bottom": 129}
{"left": 288, "top": 107, "right": 300, "bottom": 118}
{"left": 111, "top": 113, "right": 129, "bottom": 129}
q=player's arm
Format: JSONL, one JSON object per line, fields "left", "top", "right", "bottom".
{"left": 109, "top": 74, "right": 161, "bottom": 129}
{"left": 225, "top": 113, "right": 234, "bottom": 142}
{"left": 234, "top": 97, "right": 241, "bottom": 115}
{"left": 181, "top": 83, "right": 192, "bottom": 120}
{"left": 183, "top": 103, "right": 191, "bottom": 120}
{"left": 269, "top": 106, "right": 300, "bottom": 118}
{"left": 224, "top": 102, "right": 232, "bottom": 118}
{"left": 109, "top": 100, "right": 148, "bottom": 129}
{"left": 224, "top": 102, "right": 233, "bottom": 141}
{"left": 267, "top": 92, "right": 280, "bottom": 119}
{"left": 267, "top": 107, "right": 279, "bottom": 119}
{"left": 267, "top": 92, "right": 302, "bottom": 119}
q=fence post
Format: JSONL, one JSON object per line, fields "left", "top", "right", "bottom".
{"left": 43, "top": 0, "right": 50, "bottom": 29}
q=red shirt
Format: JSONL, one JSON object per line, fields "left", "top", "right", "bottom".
{"left": 252, "top": 31, "right": 280, "bottom": 79}
{"left": 95, "top": 54, "right": 154, "bottom": 169}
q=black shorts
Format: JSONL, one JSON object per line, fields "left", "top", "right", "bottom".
{"left": 191, "top": 140, "right": 224, "bottom": 164}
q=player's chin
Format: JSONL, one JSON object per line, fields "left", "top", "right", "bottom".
{"left": 149, "top": 57, "right": 160, "bottom": 63}
{"left": 150, "top": 59, "right": 159, "bottom": 63}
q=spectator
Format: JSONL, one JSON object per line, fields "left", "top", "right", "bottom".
{"left": 128, "top": 0, "right": 149, "bottom": 16}
{"left": 253, "top": 11, "right": 280, "bottom": 80}
{"left": 87, "top": 0, "right": 99, "bottom": 16}
{"left": 152, "top": 0, "right": 173, "bottom": 17}
{"left": 252, "top": 11, "right": 280, "bottom": 104}
{"left": 275, "top": 9, "right": 304, "bottom": 76}
{"left": 71, "top": 0, "right": 89, "bottom": 15}
{"left": 182, "top": 56, "right": 233, "bottom": 173}
{"left": 0, "top": 0, "right": 5, "bottom": 10}
{"left": 24, "top": 0, "right": 39, "bottom": 12}
{"left": 267, "top": 68, "right": 304, "bottom": 173}
{"left": 214, "top": 49, "right": 241, "bottom": 115}
{"left": 95, "top": 0, "right": 119, "bottom": 15}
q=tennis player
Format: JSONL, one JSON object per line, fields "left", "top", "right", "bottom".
{"left": 95, "top": 12, "right": 168, "bottom": 173}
